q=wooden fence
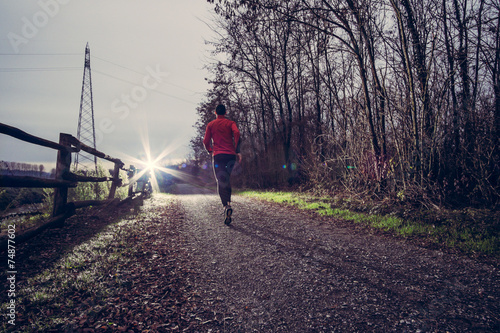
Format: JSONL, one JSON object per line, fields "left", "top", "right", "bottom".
{"left": 0, "top": 122, "right": 144, "bottom": 246}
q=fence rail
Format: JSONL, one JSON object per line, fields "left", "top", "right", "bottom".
{"left": 0, "top": 175, "right": 77, "bottom": 188}
{"left": 0, "top": 122, "right": 143, "bottom": 248}
{"left": 0, "top": 122, "right": 78, "bottom": 153}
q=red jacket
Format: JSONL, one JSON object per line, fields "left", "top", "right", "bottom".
{"left": 203, "top": 115, "right": 240, "bottom": 155}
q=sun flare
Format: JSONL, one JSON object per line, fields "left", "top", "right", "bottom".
{"left": 113, "top": 124, "right": 194, "bottom": 193}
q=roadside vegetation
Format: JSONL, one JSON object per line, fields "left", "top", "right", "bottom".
{"left": 0, "top": 188, "right": 51, "bottom": 233}
{"left": 0, "top": 165, "right": 128, "bottom": 233}
{"left": 239, "top": 190, "right": 499, "bottom": 259}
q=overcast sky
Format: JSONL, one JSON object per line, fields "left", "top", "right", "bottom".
{"left": 0, "top": 0, "right": 217, "bottom": 170}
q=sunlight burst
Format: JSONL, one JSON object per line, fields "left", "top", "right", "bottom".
{"left": 114, "top": 123, "right": 195, "bottom": 193}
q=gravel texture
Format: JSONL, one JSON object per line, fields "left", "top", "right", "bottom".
{"left": 173, "top": 184, "right": 499, "bottom": 332}
{"left": 3, "top": 185, "right": 499, "bottom": 332}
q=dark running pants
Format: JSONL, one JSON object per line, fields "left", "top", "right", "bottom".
{"left": 213, "top": 154, "right": 237, "bottom": 207}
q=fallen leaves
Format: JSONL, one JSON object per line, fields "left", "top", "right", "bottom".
{"left": 2, "top": 195, "right": 216, "bottom": 332}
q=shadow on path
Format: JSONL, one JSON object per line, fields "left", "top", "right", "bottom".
{"left": 0, "top": 199, "right": 137, "bottom": 295}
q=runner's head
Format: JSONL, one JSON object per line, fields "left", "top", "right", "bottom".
{"left": 216, "top": 104, "right": 226, "bottom": 115}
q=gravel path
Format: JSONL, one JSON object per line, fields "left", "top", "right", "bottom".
{"left": 172, "top": 184, "right": 499, "bottom": 332}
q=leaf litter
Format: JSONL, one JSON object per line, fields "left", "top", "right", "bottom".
{"left": 0, "top": 195, "right": 217, "bottom": 332}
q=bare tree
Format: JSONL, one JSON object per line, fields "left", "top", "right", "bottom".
{"left": 200, "top": 0, "right": 499, "bottom": 205}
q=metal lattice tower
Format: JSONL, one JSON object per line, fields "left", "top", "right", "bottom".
{"left": 75, "top": 43, "right": 97, "bottom": 172}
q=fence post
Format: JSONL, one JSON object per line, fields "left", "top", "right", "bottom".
{"left": 52, "top": 133, "right": 72, "bottom": 217}
{"left": 127, "top": 165, "right": 136, "bottom": 197}
{"left": 108, "top": 162, "right": 121, "bottom": 199}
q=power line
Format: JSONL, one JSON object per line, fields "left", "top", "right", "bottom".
{"left": 0, "top": 52, "right": 202, "bottom": 95}
{"left": 0, "top": 54, "right": 199, "bottom": 104}
{"left": 93, "top": 55, "right": 145, "bottom": 76}
{"left": 0, "top": 53, "right": 82, "bottom": 56}
{"left": 0, "top": 52, "right": 82, "bottom": 72}
{"left": 0, "top": 67, "right": 80, "bottom": 72}
{"left": 93, "top": 55, "right": 199, "bottom": 94}
{"left": 93, "top": 69, "right": 196, "bottom": 105}
{"left": 0, "top": 66, "right": 197, "bottom": 104}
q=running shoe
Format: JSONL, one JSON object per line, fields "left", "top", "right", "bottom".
{"left": 224, "top": 205, "right": 233, "bottom": 225}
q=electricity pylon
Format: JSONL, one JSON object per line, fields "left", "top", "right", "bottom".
{"left": 75, "top": 42, "right": 97, "bottom": 172}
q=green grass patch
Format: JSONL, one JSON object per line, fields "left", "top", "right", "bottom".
{"left": 238, "top": 190, "right": 499, "bottom": 258}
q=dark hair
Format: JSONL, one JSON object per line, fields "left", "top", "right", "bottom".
{"left": 216, "top": 104, "right": 226, "bottom": 115}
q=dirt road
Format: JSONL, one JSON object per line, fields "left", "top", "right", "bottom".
{"left": 171, "top": 183, "right": 499, "bottom": 332}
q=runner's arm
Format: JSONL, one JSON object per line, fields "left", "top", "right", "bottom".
{"left": 232, "top": 122, "right": 240, "bottom": 153}
{"left": 203, "top": 124, "right": 213, "bottom": 154}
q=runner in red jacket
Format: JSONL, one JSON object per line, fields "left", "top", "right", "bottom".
{"left": 203, "top": 104, "right": 241, "bottom": 225}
